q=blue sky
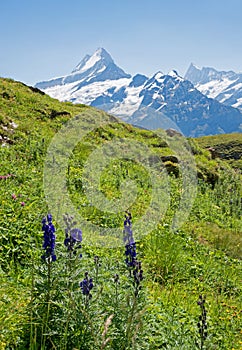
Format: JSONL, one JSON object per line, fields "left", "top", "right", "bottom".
{"left": 1, "top": 0, "right": 242, "bottom": 85}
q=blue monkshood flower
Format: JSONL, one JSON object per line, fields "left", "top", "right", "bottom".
{"left": 133, "top": 260, "right": 144, "bottom": 295}
{"left": 80, "top": 272, "right": 94, "bottom": 298}
{"left": 123, "top": 212, "right": 144, "bottom": 293}
{"left": 123, "top": 212, "right": 137, "bottom": 268}
{"left": 123, "top": 212, "right": 134, "bottom": 245}
{"left": 63, "top": 214, "right": 82, "bottom": 256}
{"left": 125, "top": 242, "right": 137, "bottom": 268}
{"left": 41, "top": 214, "right": 56, "bottom": 262}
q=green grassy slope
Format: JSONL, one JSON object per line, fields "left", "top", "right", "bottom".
{"left": 196, "top": 133, "right": 242, "bottom": 170}
{"left": 0, "top": 78, "right": 241, "bottom": 349}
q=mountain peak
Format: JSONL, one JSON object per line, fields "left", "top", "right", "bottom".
{"left": 72, "top": 47, "right": 113, "bottom": 73}
{"left": 185, "top": 63, "right": 207, "bottom": 85}
{"left": 95, "top": 47, "right": 112, "bottom": 58}
{"left": 153, "top": 71, "right": 164, "bottom": 80}
{"left": 185, "top": 63, "right": 238, "bottom": 85}
{"left": 167, "top": 70, "right": 180, "bottom": 78}
{"left": 92, "top": 47, "right": 114, "bottom": 65}
{"left": 35, "top": 47, "right": 130, "bottom": 89}
{"left": 188, "top": 62, "right": 200, "bottom": 71}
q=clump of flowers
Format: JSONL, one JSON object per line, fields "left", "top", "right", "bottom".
{"left": 63, "top": 214, "right": 82, "bottom": 256}
{"left": 41, "top": 214, "right": 56, "bottom": 262}
{"left": 0, "top": 173, "right": 14, "bottom": 180}
{"left": 197, "top": 295, "right": 208, "bottom": 349}
{"left": 11, "top": 193, "right": 28, "bottom": 206}
{"left": 80, "top": 271, "right": 94, "bottom": 299}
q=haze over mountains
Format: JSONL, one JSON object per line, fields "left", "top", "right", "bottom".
{"left": 36, "top": 48, "right": 242, "bottom": 137}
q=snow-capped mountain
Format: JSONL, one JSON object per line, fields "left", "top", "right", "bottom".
{"left": 185, "top": 63, "right": 242, "bottom": 111}
{"left": 35, "top": 48, "right": 242, "bottom": 137}
{"left": 36, "top": 48, "right": 131, "bottom": 90}
{"left": 36, "top": 48, "right": 133, "bottom": 108}
{"left": 128, "top": 70, "right": 242, "bottom": 136}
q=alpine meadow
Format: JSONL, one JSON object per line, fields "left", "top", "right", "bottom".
{"left": 0, "top": 76, "right": 241, "bottom": 350}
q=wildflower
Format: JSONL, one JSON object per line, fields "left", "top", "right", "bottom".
{"left": 41, "top": 214, "right": 56, "bottom": 262}
{"left": 123, "top": 212, "right": 137, "bottom": 268}
{"left": 125, "top": 242, "right": 137, "bottom": 268}
{"left": 11, "top": 194, "right": 17, "bottom": 200}
{"left": 63, "top": 214, "right": 82, "bottom": 255}
{"left": 20, "top": 201, "right": 25, "bottom": 206}
{"left": 123, "top": 211, "right": 134, "bottom": 245}
{"left": 80, "top": 272, "right": 93, "bottom": 298}
{"left": 197, "top": 295, "right": 208, "bottom": 348}
{"left": 123, "top": 212, "right": 144, "bottom": 295}
{"left": 0, "top": 174, "right": 13, "bottom": 180}
{"left": 133, "top": 261, "right": 144, "bottom": 295}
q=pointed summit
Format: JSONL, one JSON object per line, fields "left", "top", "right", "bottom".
{"left": 68, "top": 47, "right": 131, "bottom": 83}
{"left": 72, "top": 47, "right": 113, "bottom": 73}
{"left": 168, "top": 70, "right": 179, "bottom": 77}
{"left": 36, "top": 48, "right": 131, "bottom": 89}
{"left": 95, "top": 47, "right": 113, "bottom": 62}
{"left": 184, "top": 63, "right": 202, "bottom": 84}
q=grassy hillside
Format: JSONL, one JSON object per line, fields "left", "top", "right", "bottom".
{"left": 196, "top": 133, "right": 242, "bottom": 170}
{"left": 0, "top": 78, "right": 241, "bottom": 349}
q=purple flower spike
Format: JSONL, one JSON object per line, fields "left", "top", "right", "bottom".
{"left": 71, "top": 228, "right": 82, "bottom": 242}
{"left": 80, "top": 272, "right": 93, "bottom": 298}
{"left": 41, "top": 214, "right": 56, "bottom": 262}
{"left": 63, "top": 214, "right": 82, "bottom": 255}
{"left": 123, "top": 212, "right": 134, "bottom": 245}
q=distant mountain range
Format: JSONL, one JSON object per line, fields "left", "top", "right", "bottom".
{"left": 35, "top": 48, "right": 242, "bottom": 137}
{"left": 185, "top": 63, "right": 242, "bottom": 111}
